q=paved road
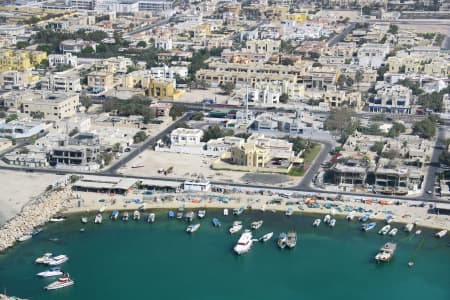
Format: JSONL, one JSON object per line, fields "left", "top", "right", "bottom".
{"left": 125, "top": 17, "right": 171, "bottom": 36}
{"left": 328, "top": 23, "right": 356, "bottom": 47}
{"left": 443, "top": 27, "right": 450, "bottom": 50}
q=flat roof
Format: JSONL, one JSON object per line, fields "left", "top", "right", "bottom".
{"left": 74, "top": 175, "right": 136, "bottom": 190}
{"left": 139, "top": 179, "right": 180, "bottom": 188}
{"left": 435, "top": 203, "right": 450, "bottom": 210}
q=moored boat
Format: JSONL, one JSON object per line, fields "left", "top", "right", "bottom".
{"left": 45, "top": 273, "right": 74, "bottom": 290}
{"left": 435, "top": 229, "right": 447, "bottom": 238}
{"left": 346, "top": 212, "right": 355, "bottom": 221}
{"left": 122, "top": 212, "right": 129, "bottom": 221}
{"left": 415, "top": 230, "right": 422, "bottom": 235}
{"left": 233, "top": 207, "right": 244, "bottom": 216}
{"left": 385, "top": 215, "right": 393, "bottom": 224}
{"left": 234, "top": 230, "right": 253, "bottom": 255}
{"left": 168, "top": 210, "right": 175, "bottom": 218}
{"left": 184, "top": 211, "right": 195, "bottom": 222}
{"left": 49, "top": 216, "right": 66, "bottom": 222}
{"left": 374, "top": 242, "right": 397, "bottom": 263}
{"left": 229, "top": 221, "right": 243, "bottom": 234}
{"left": 197, "top": 210, "right": 206, "bottom": 219}
{"left": 17, "top": 234, "right": 32, "bottom": 242}
{"left": 111, "top": 210, "right": 119, "bottom": 220}
{"left": 147, "top": 213, "right": 155, "bottom": 223}
{"left": 277, "top": 232, "right": 287, "bottom": 249}
{"left": 133, "top": 210, "right": 140, "bottom": 221}
{"left": 186, "top": 223, "right": 201, "bottom": 233}
{"left": 251, "top": 220, "right": 263, "bottom": 230}
{"left": 313, "top": 219, "right": 321, "bottom": 227}
{"left": 223, "top": 208, "right": 229, "bottom": 216}
{"left": 378, "top": 225, "right": 391, "bottom": 235}
{"left": 212, "top": 218, "right": 221, "bottom": 227}
{"left": 361, "top": 222, "right": 377, "bottom": 231}
{"left": 259, "top": 232, "right": 273, "bottom": 242}
{"left": 359, "top": 214, "right": 370, "bottom": 222}
{"left": 94, "top": 213, "right": 102, "bottom": 224}
{"left": 388, "top": 228, "right": 398, "bottom": 236}
{"left": 286, "top": 231, "right": 297, "bottom": 249}
{"left": 32, "top": 227, "right": 44, "bottom": 236}
{"left": 35, "top": 253, "right": 53, "bottom": 264}
{"left": 323, "top": 214, "right": 331, "bottom": 224}
{"left": 329, "top": 219, "right": 336, "bottom": 227}
{"left": 47, "top": 255, "right": 69, "bottom": 266}
{"left": 80, "top": 217, "right": 88, "bottom": 224}
{"left": 285, "top": 208, "right": 293, "bottom": 216}
{"left": 404, "top": 223, "right": 414, "bottom": 233}
{"left": 37, "top": 268, "right": 63, "bottom": 278}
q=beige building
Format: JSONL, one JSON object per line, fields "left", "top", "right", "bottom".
{"left": 87, "top": 71, "right": 114, "bottom": 92}
{"left": 230, "top": 143, "right": 270, "bottom": 168}
{"left": 20, "top": 91, "right": 80, "bottom": 121}
{"left": 246, "top": 39, "right": 281, "bottom": 54}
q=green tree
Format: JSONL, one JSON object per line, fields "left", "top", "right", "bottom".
{"left": 382, "top": 149, "right": 400, "bottom": 159}
{"left": 345, "top": 76, "right": 354, "bottom": 87}
{"left": 136, "top": 41, "right": 147, "bottom": 48}
{"left": 370, "top": 141, "right": 385, "bottom": 155}
{"left": 220, "top": 82, "right": 235, "bottom": 95}
{"left": 16, "top": 41, "right": 29, "bottom": 49}
{"left": 169, "top": 104, "right": 186, "bottom": 120}
{"left": 324, "top": 108, "right": 357, "bottom": 140}
{"left": 201, "top": 125, "right": 233, "bottom": 142}
{"left": 80, "top": 96, "right": 93, "bottom": 110}
{"left": 81, "top": 46, "right": 95, "bottom": 55}
{"left": 413, "top": 116, "right": 436, "bottom": 139}
{"left": 5, "top": 114, "right": 18, "bottom": 123}
{"left": 439, "top": 151, "right": 450, "bottom": 167}
{"left": 133, "top": 131, "right": 147, "bottom": 143}
{"left": 279, "top": 93, "right": 289, "bottom": 104}
{"left": 387, "top": 122, "right": 406, "bottom": 138}
{"left": 337, "top": 74, "right": 346, "bottom": 89}
{"left": 355, "top": 70, "right": 363, "bottom": 88}
{"left": 388, "top": 24, "right": 398, "bottom": 34}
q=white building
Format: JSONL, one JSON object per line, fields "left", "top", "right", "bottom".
{"left": 369, "top": 85, "right": 412, "bottom": 114}
{"left": 48, "top": 53, "right": 78, "bottom": 68}
{"left": 41, "top": 72, "right": 82, "bottom": 93}
{"left": 150, "top": 65, "right": 188, "bottom": 79}
{"left": 60, "top": 39, "right": 97, "bottom": 54}
{"left": 183, "top": 179, "right": 210, "bottom": 192}
{"left": 170, "top": 128, "right": 203, "bottom": 146}
{"left": 138, "top": 0, "right": 173, "bottom": 12}
{"left": 154, "top": 38, "right": 173, "bottom": 50}
{"left": 358, "top": 43, "right": 390, "bottom": 68}
{"left": 248, "top": 88, "right": 281, "bottom": 105}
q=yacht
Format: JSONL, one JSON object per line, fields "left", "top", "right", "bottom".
{"left": 313, "top": 219, "right": 321, "bottom": 227}
{"left": 378, "top": 225, "right": 391, "bottom": 235}
{"left": 329, "top": 219, "right": 336, "bottom": 227}
{"left": 234, "top": 230, "right": 253, "bottom": 255}
{"left": 186, "top": 223, "right": 201, "bottom": 233}
{"left": 168, "top": 210, "right": 175, "bottom": 218}
{"left": 286, "top": 231, "right": 297, "bottom": 249}
{"left": 375, "top": 242, "right": 397, "bottom": 263}
{"left": 277, "top": 232, "right": 287, "bottom": 249}
{"left": 212, "top": 218, "right": 221, "bottom": 227}
{"left": 47, "top": 255, "right": 69, "bottom": 266}
{"left": 259, "top": 232, "right": 273, "bottom": 242}
{"left": 49, "top": 216, "right": 66, "bottom": 223}
{"left": 346, "top": 212, "right": 355, "bottom": 221}
{"left": 80, "top": 217, "right": 88, "bottom": 224}
{"left": 184, "top": 211, "right": 195, "bottom": 222}
{"left": 323, "top": 214, "right": 331, "bottom": 224}
{"left": 45, "top": 273, "right": 74, "bottom": 290}
{"left": 223, "top": 208, "right": 229, "bottom": 216}
{"left": 361, "top": 222, "right": 377, "bottom": 232}
{"left": 197, "top": 210, "right": 206, "bottom": 219}
{"left": 37, "top": 268, "right": 63, "bottom": 278}
{"left": 94, "top": 213, "right": 102, "bottom": 224}
{"left": 285, "top": 208, "right": 294, "bottom": 217}
{"left": 385, "top": 215, "right": 394, "bottom": 224}
{"left": 435, "top": 229, "right": 447, "bottom": 238}
{"left": 388, "top": 228, "right": 398, "bottom": 236}
{"left": 404, "top": 223, "right": 414, "bottom": 233}
{"left": 122, "top": 212, "right": 129, "bottom": 221}
{"left": 17, "top": 234, "right": 32, "bottom": 242}
{"left": 251, "top": 220, "right": 263, "bottom": 230}
{"left": 35, "top": 253, "right": 53, "bottom": 264}
{"left": 229, "top": 221, "right": 243, "bottom": 234}
{"left": 111, "top": 210, "right": 119, "bottom": 220}
{"left": 233, "top": 207, "right": 244, "bottom": 216}
{"left": 133, "top": 210, "right": 140, "bottom": 221}
{"left": 147, "top": 213, "right": 155, "bottom": 223}
{"left": 359, "top": 214, "right": 370, "bottom": 222}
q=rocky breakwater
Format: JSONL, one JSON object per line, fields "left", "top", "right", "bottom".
{"left": 0, "top": 294, "right": 27, "bottom": 300}
{"left": 0, "top": 187, "right": 75, "bottom": 253}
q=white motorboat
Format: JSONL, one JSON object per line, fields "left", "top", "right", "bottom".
{"left": 435, "top": 229, "right": 447, "bottom": 238}
{"left": 45, "top": 273, "right": 74, "bottom": 290}
{"left": 186, "top": 223, "right": 200, "bottom": 233}
{"left": 49, "top": 216, "right": 66, "bottom": 222}
{"left": 197, "top": 210, "right": 206, "bottom": 219}
{"left": 385, "top": 215, "right": 394, "bottom": 224}
{"left": 346, "top": 212, "right": 355, "bottom": 221}
{"left": 47, "top": 255, "right": 69, "bottom": 266}
{"left": 147, "top": 213, "right": 155, "bottom": 223}
{"left": 286, "top": 231, "right": 297, "bottom": 249}
{"left": 415, "top": 230, "right": 422, "bottom": 235}
{"left": 404, "top": 223, "right": 414, "bottom": 233}
{"left": 375, "top": 242, "right": 397, "bottom": 263}
{"left": 223, "top": 208, "right": 229, "bottom": 216}
{"left": 17, "top": 234, "right": 32, "bottom": 242}
{"left": 378, "top": 225, "right": 391, "bottom": 235}
{"left": 329, "top": 219, "right": 336, "bottom": 227}
{"left": 99, "top": 206, "right": 105, "bottom": 213}
{"left": 233, "top": 230, "right": 253, "bottom": 255}
{"left": 259, "top": 232, "right": 273, "bottom": 242}
{"left": 313, "top": 219, "right": 321, "bottom": 227}
{"left": 81, "top": 217, "right": 88, "bottom": 224}
{"left": 251, "top": 220, "right": 263, "bottom": 230}
{"left": 285, "top": 208, "right": 293, "bottom": 216}
{"left": 388, "top": 228, "right": 398, "bottom": 236}
{"left": 37, "top": 268, "right": 63, "bottom": 278}
{"left": 133, "top": 210, "right": 140, "bottom": 220}
{"left": 122, "top": 212, "right": 129, "bottom": 221}
{"left": 35, "top": 253, "right": 53, "bottom": 264}
{"left": 323, "top": 214, "right": 331, "bottom": 224}
{"left": 94, "top": 213, "right": 102, "bottom": 224}
{"left": 229, "top": 221, "right": 243, "bottom": 234}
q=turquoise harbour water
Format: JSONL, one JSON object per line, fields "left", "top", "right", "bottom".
{"left": 0, "top": 210, "right": 449, "bottom": 300}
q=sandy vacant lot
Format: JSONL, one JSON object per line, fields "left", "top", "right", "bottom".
{"left": 0, "top": 170, "right": 61, "bottom": 224}
{"left": 120, "top": 150, "right": 300, "bottom": 187}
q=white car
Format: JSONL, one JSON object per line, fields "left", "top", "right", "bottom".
{"left": 426, "top": 190, "right": 432, "bottom": 194}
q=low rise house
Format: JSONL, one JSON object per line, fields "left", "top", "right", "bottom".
{"left": 357, "top": 43, "right": 390, "bottom": 68}
{"left": 48, "top": 53, "right": 78, "bottom": 68}
{"left": 87, "top": 71, "right": 114, "bottom": 93}
{"left": 60, "top": 39, "right": 98, "bottom": 54}
{"left": 368, "top": 85, "right": 413, "bottom": 114}
{"left": 42, "top": 71, "right": 82, "bottom": 93}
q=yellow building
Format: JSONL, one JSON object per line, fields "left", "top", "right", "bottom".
{"left": 230, "top": 143, "right": 270, "bottom": 168}
{"left": 87, "top": 71, "right": 114, "bottom": 92}
{"left": 285, "top": 13, "right": 308, "bottom": 23}
{"left": 0, "top": 49, "right": 47, "bottom": 72}
{"left": 148, "top": 78, "right": 184, "bottom": 100}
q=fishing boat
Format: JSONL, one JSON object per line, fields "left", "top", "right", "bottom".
{"left": 47, "top": 255, "right": 69, "bottom": 266}
{"left": 212, "top": 218, "right": 221, "bottom": 227}
{"left": 233, "top": 230, "right": 253, "bottom": 255}
{"left": 415, "top": 230, "right": 422, "bottom": 235}
{"left": 385, "top": 215, "right": 394, "bottom": 224}
{"left": 186, "top": 223, "right": 201, "bottom": 233}
{"left": 139, "top": 204, "right": 146, "bottom": 211}
{"left": 147, "top": 213, "right": 155, "bottom": 223}
{"left": 17, "top": 234, "right": 32, "bottom": 242}
{"left": 37, "top": 268, "right": 63, "bottom": 278}
{"left": 359, "top": 214, "right": 370, "bottom": 222}
{"left": 286, "top": 231, "right": 297, "bottom": 249}
{"left": 259, "top": 232, "right": 273, "bottom": 242}
{"left": 122, "top": 212, "right": 129, "bottom": 221}
{"left": 49, "top": 216, "right": 66, "bottom": 223}
{"left": 323, "top": 214, "right": 331, "bottom": 224}
{"left": 223, "top": 208, "right": 229, "bottom": 216}
{"left": 404, "top": 223, "right": 414, "bottom": 233}
{"left": 313, "top": 219, "right": 321, "bottom": 227}
{"left": 168, "top": 210, "right": 175, "bottom": 218}
{"left": 197, "top": 210, "right": 206, "bottom": 219}
{"left": 388, "top": 228, "right": 398, "bottom": 236}
{"left": 132, "top": 210, "right": 140, "bottom": 221}
{"left": 94, "top": 213, "right": 102, "bottom": 224}
{"left": 233, "top": 207, "right": 244, "bottom": 216}
{"left": 285, "top": 208, "right": 293, "bottom": 216}
{"left": 378, "top": 225, "right": 391, "bottom": 235}
{"left": 35, "top": 253, "right": 53, "bottom": 264}
{"left": 111, "top": 210, "right": 119, "bottom": 220}
{"left": 251, "top": 220, "right": 263, "bottom": 230}
{"left": 435, "top": 229, "right": 447, "bottom": 238}
{"left": 45, "top": 273, "right": 74, "bottom": 290}
{"left": 184, "top": 211, "right": 195, "bottom": 222}
{"left": 80, "top": 217, "right": 88, "bottom": 224}
{"left": 277, "top": 232, "right": 287, "bottom": 249}
{"left": 176, "top": 212, "right": 184, "bottom": 219}
{"left": 329, "top": 219, "right": 336, "bottom": 227}
{"left": 346, "top": 212, "right": 355, "bottom": 221}
{"left": 374, "top": 242, "right": 397, "bottom": 263}
{"left": 229, "top": 221, "right": 243, "bottom": 234}
{"left": 361, "top": 222, "right": 377, "bottom": 232}
{"left": 32, "top": 227, "right": 44, "bottom": 236}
